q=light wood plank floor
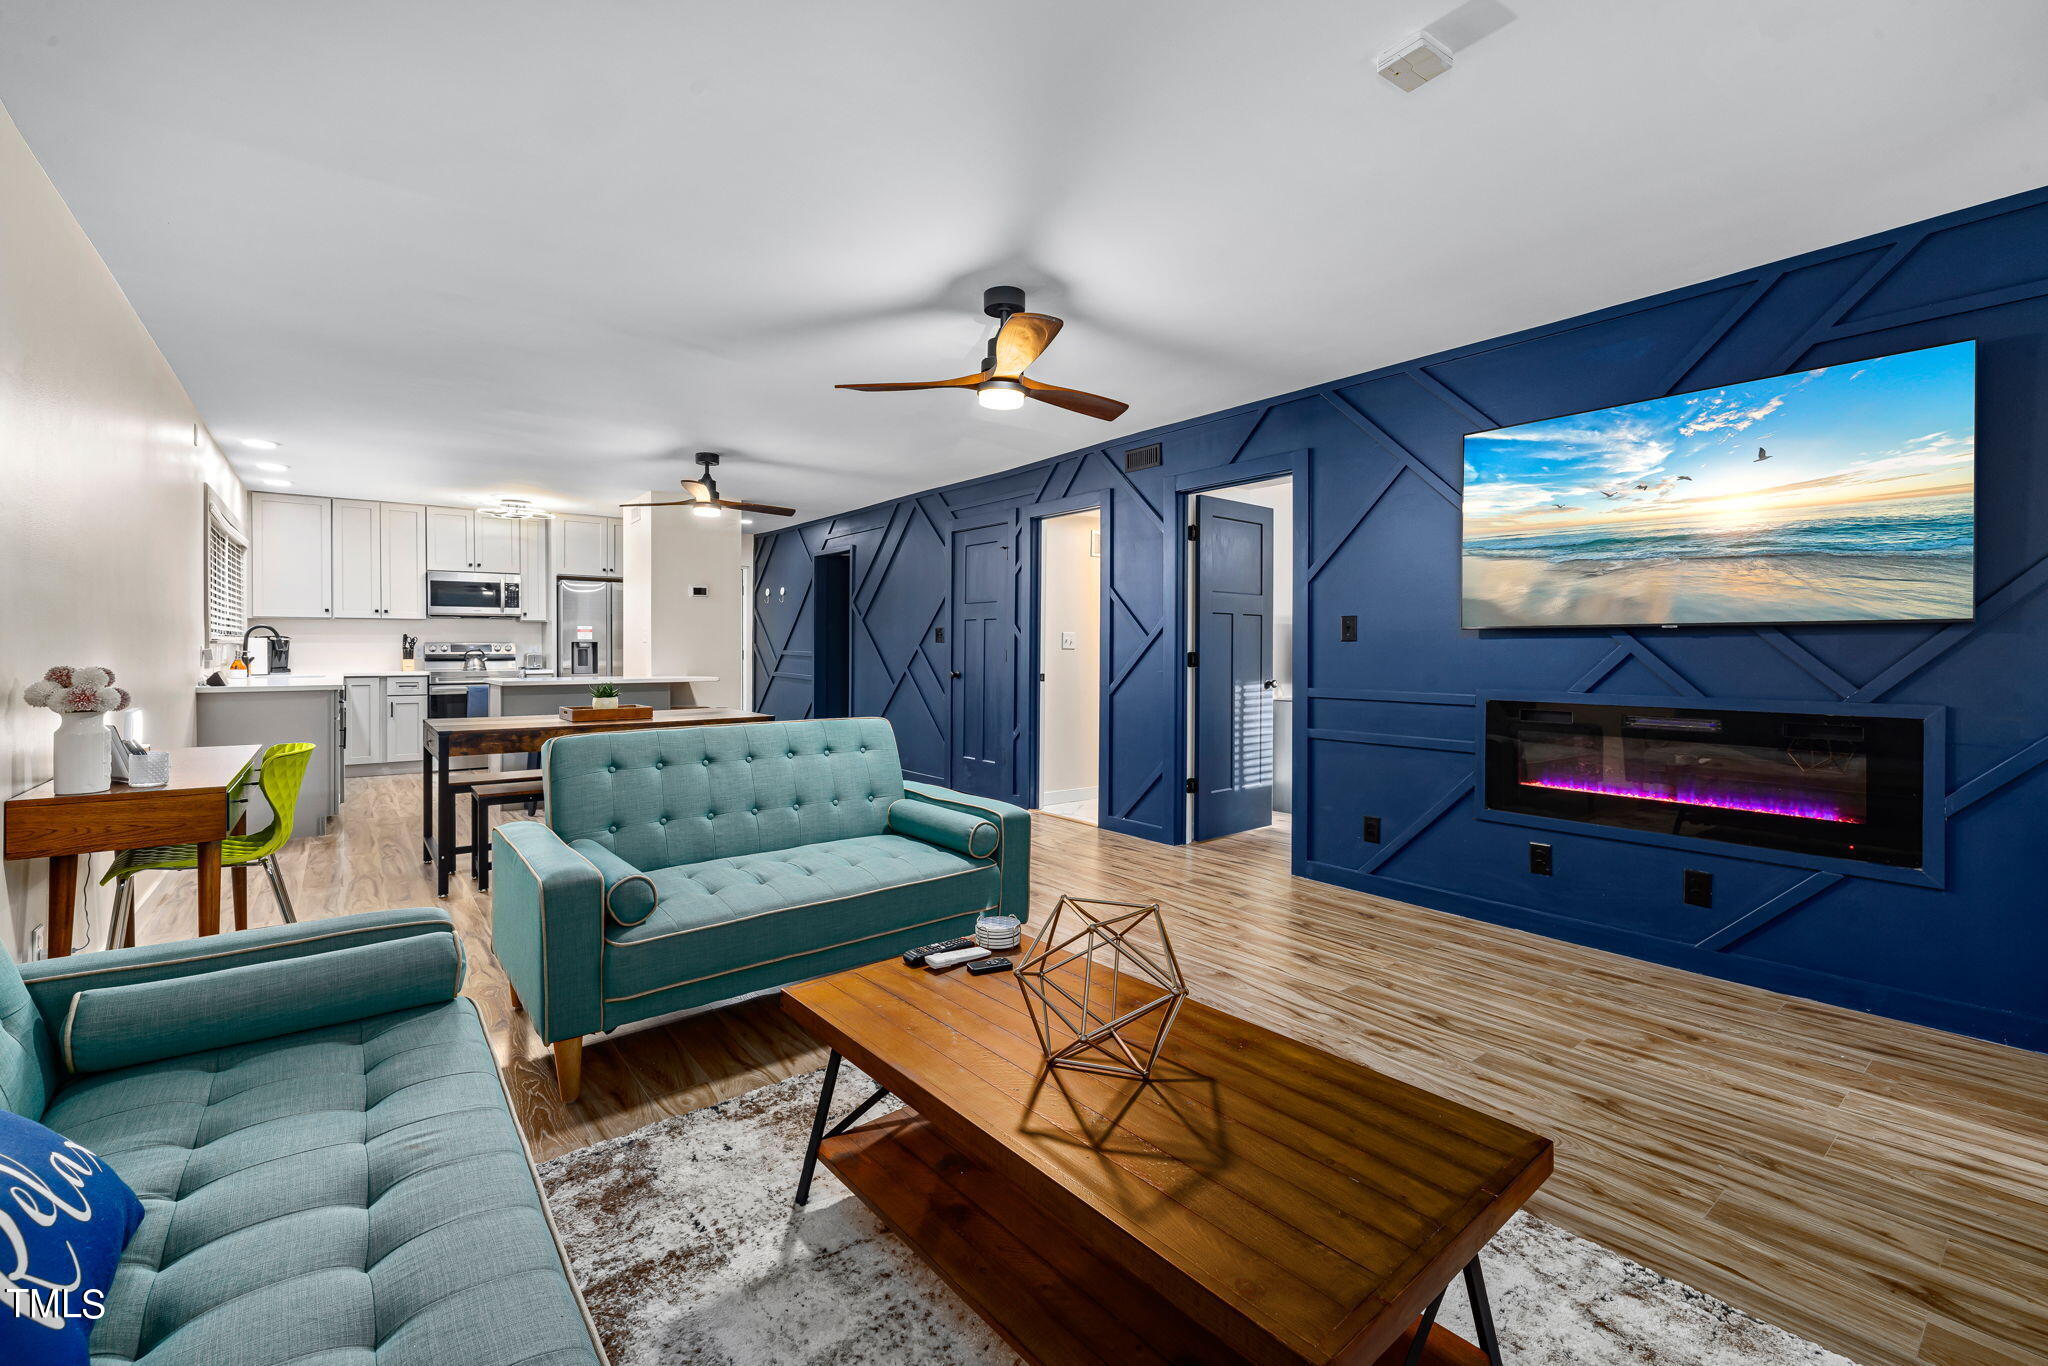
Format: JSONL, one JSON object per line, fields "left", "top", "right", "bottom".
{"left": 125, "top": 774, "right": 2048, "bottom": 1366}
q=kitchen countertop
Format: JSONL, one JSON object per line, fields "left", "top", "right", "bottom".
{"left": 197, "top": 673, "right": 716, "bottom": 692}
{"left": 196, "top": 674, "right": 345, "bottom": 693}
{"left": 483, "top": 675, "right": 718, "bottom": 687}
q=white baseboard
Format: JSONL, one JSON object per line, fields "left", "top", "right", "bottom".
{"left": 1041, "top": 786, "right": 1098, "bottom": 807}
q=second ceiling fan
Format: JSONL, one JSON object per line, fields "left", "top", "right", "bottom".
{"left": 836, "top": 286, "right": 1129, "bottom": 422}
{"left": 620, "top": 453, "right": 796, "bottom": 518}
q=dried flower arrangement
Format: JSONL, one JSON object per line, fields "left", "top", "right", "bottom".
{"left": 23, "top": 665, "right": 131, "bottom": 714}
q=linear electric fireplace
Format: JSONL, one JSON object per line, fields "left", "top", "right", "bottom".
{"left": 1483, "top": 698, "right": 1928, "bottom": 869}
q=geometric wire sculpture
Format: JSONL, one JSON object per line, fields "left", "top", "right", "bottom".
{"left": 1015, "top": 896, "right": 1187, "bottom": 1079}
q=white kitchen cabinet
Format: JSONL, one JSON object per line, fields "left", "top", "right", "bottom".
{"left": 426, "top": 506, "right": 474, "bottom": 571}
{"left": 473, "top": 513, "right": 520, "bottom": 573}
{"left": 384, "top": 689, "right": 428, "bottom": 763}
{"left": 334, "top": 500, "right": 427, "bottom": 620}
{"left": 330, "top": 500, "right": 383, "bottom": 619}
{"left": 250, "top": 493, "right": 332, "bottom": 618}
{"left": 342, "top": 677, "right": 381, "bottom": 763}
{"left": 556, "top": 514, "right": 622, "bottom": 577}
{"left": 380, "top": 503, "right": 427, "bottom": 618}
{"left": 519, "top": 518, "right": 550, "bottom": 620}
{"left": 427, "top": 505, "right": 520, "bottom": 574}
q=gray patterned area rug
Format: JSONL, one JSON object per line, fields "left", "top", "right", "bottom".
{"left": 538, "top": 1068, "right": 1855, "bottom": 1366}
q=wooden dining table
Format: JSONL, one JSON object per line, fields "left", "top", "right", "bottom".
{"left": 3, "top": 744, "right": 262, "bottom": 957}
{"left": 420, "top": 707, "right": 770, "bottom": 895}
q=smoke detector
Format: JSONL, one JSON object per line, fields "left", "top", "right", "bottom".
{"left": 1376, "top": 31, "right": 1453, "bottom": 92}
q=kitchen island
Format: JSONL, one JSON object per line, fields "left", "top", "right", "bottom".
{"left": 483, "top": 675, "right": 719, "bottom": 716}
{"left": 195, "top": 676, "right": 343, "bottom": 836}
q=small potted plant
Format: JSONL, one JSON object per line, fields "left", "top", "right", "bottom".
{"left": 588, "top": 681, "right": 620, "bottom": 710}
{"left": 24, "top": 666, "right": 131, "bottom": 794}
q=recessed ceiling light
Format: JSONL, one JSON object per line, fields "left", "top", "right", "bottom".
{"left": 741, "top": 517, "right": 755, "bottom": 525}
{"left": 241, "top": 438, "right": 281, "bottom": 450}
{"left": 261, "top": 478, "right": 293, "bottom": 488}
{"left": 250, "top": 461, "right": 289, "bottom": 473}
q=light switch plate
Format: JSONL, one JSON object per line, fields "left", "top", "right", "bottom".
{"left": 1059, "top": 631, "right": 1078, "bottom": 650}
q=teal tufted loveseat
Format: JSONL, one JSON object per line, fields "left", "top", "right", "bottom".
{"left": 490, "top": 718, "right": 1029, "bottom": 1100}
{"left": 0, "top": 909, "right": 605, "bottom": 1366}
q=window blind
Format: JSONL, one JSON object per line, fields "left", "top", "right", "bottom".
{"left": 206, "top": 513, "right": 247, "bottom": 640}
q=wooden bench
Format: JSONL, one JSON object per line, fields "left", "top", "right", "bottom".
{"left": 468, "top": 777, "right": 545, "bottom": 890}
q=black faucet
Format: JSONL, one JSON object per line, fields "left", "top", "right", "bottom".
{"left": 240, "top": 624, "right": 290, "bottom": 674}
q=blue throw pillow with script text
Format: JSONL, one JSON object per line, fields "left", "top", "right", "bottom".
{"left": 0, "top": 1110, "right": 144, "bottom": 1364}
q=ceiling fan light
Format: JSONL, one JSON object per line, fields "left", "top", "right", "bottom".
{"left": 976, "top": 379, "right": 1026, "bottom": 411}
{"left": 691, "top": 503, "right": 722, "bottom": 519}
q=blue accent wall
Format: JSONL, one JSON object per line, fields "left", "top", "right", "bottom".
{"left": 755, "top": 186, "right": 2048, "bottom": 1051}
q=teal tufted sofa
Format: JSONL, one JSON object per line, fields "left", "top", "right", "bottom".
{"left": 0, "top": 909, "right": 605, "bottom": 1366}
{"left": 491, "top": 717, "right": 1028, "bottom": 1100}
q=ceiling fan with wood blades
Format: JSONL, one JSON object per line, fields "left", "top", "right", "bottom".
{"left": 836, "top": 285, "right": 1130, "bottom": 422}
{"left": 620, "top": 453, "right": 796, "bottom": 517}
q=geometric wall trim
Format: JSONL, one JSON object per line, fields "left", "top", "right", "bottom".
{"left": 758, "top": 183, "right": 2048, "bottom": 1052}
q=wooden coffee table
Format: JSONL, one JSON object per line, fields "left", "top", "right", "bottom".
{"left": 782, "top": 957, "right": 1553, "bottom": 1366}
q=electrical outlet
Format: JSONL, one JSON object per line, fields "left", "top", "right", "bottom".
{"left": 1340, "top": 615, "right": 1358, "bottom": 642}
{"left": 1528, "top": 842, "right": 1553, "bottom": 876}
{"left": 29, "top": 925, "right": 45, "bottom": 961}
{"left": 1361, "top": 815, "right": 1381, "bottom": 843}
{"left": 1684, "top": 869, "right": 1714, "bottom": 908}
{"left": 1060, "top": 631, "right": 1078, "bottom": 650}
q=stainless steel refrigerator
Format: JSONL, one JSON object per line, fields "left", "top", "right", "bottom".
{"left": 557, "top": 579, "right": 623, "bottom": 674}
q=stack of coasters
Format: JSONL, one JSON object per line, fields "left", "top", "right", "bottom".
{"left": 974, "top": 914, "right": 1022, "bottom": 952}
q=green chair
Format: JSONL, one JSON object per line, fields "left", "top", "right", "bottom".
{"left": 101, "top": 741, "right": 316, "bottom": 946}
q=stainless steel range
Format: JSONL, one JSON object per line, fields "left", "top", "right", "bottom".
{"left": 422, "top": 642, "right": 519, "bottom": 720}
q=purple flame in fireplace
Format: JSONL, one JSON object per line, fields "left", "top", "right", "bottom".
{"left": 1521, "top": 772, "right": 1862, "bottom": 824}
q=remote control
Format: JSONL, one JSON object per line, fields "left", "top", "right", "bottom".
{"left": 923, "top": 946, "right": 991, "bottom": 971}
{"left": 966, "top": 957, "right": 1013, "bottom": 975}
{"left": 902, "top": 936, "right": 977, "bottom": 967}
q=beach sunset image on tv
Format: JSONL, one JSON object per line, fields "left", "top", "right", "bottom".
{"left": 1461, "top": 341, "right": 1976, "bottom": 629}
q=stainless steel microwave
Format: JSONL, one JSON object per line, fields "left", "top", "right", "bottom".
{"left": 425, "top": 571, "right": 523, "bottom": 618}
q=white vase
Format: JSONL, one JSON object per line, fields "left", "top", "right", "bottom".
{"left": 52, "top": 711, "right": 112, "bottom": 794}
{"left": 592, "top": 696, "right": 619, "bottom": 710}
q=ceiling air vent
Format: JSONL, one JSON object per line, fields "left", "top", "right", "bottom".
{"left": 1123, "top": 443, "right": 1163, "bottom": 472}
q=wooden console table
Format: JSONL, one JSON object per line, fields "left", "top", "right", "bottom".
{"left": 784, "top": 958, "right": 1553, "bottom": 1366}
{"left": 420, "top": 707, "right": 770, "bottom": 896}
{"left": 3, "top": 745, "right": 260, "bottom": 957}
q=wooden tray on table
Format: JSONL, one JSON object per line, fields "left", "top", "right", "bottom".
{"left": 557, "top": 704, "right": 655, "bottom": 723}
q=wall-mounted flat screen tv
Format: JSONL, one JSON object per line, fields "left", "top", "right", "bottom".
{"left": 1460, "top": 340, "right": 1976, "bottom": 630}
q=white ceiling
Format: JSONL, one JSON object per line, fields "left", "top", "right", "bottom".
{"left": 3, "top": 1, "right": 2046, "bottom": 522}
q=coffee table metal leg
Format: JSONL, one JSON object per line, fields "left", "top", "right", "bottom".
{"left": 1401, "top": 1288, "right": 1447, "bottom": 1366}
{"left": 796, "top": 1050, "right": 895, "bottom": 1206}
{"left": 1463, "top": 1254, "right": 1504, "bottom": 1365}
{"left": 796, "top": 1051, "right": 843, "bottom": 1206}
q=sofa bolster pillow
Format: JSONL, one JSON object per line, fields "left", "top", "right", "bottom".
{"left": 64, "top": 931, "right": 467, "bottom": 1073}
{"left": 889, "top": 799, "right": 1000, "bottom": 859}
{"left": 570, "top": 839, "right": 660, "bottom": 926}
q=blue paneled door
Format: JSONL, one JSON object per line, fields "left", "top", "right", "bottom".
{"left": 1192, "top": 495, "right": 1275, "bottom": 840}
{"left": 950, "top": 520, "right": 1016, "bottom": 799}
